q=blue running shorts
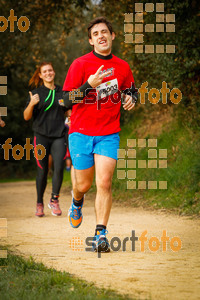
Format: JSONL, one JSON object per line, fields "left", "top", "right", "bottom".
{"left": 69, "top": 132, "right": 120, "bottom": 170}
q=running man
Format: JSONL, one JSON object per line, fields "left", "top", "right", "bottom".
{"left": 62, "top": 17, "right": 137, "bottom": 252}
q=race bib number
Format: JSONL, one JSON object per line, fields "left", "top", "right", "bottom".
{"left": 96, "top": 79, "right": 118, "bottom": 100}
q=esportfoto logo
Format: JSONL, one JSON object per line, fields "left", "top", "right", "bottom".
{"left": 124, "top": 3, "right": 176, "bottom": 53}
{"left": 69, "top": 229, "right": 182, "bottom": 258}
{"left": 1, "top": 138, "right": 46, "bottom": 161}
{"left": 117, "top": 138, "right": 168, "bottom": 190}
{"left": 0, "top": 9, "right": 30, "bottom": 33}
{"left": 66, "top": 81, "right": 182, "bottom": 110}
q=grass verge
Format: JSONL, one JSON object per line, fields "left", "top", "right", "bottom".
{"left": 0, "top": 246, "right": 132, "bottom": 300}
{"left": 112, "top": 110, "right": 200, "bottom": 215}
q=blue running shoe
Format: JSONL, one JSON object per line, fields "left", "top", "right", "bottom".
{"left": 92, "top": 229, "right": 110, "bottom": 253}
{"left": 68, "top": 193, "right": 84, "bottom": 228}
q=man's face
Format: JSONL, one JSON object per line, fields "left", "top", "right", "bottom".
{"left": 89, "top": 23, "right": 115, "bottom": 55}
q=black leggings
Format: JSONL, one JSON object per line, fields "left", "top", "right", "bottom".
{"left": 34, "top": 133, "right": 67, "bottom": 203}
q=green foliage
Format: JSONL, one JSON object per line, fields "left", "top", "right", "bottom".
{"left": 96, "top": 0, "right": 200, "bottom": 125}
{"left": 0, "top": 0, "right": 90, "bottom": 178}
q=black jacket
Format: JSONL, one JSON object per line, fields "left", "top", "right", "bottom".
{"left": 25, "top": 85, "right": 66, "bottom": 138}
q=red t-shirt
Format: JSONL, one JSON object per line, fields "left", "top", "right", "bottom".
{"left": 63, "top": 51, "right": 135, "bottom": 136}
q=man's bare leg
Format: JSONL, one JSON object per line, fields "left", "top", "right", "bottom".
{"left": 94, "top": 154, "right": 116, "bottom": 226}
{"left": 71, "top": 165, "right": 94, "bottom": 200}
{"left": 69, "top": 165, "right": 94, "bottom": 228}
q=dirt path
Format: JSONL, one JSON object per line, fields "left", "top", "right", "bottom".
{"left": 0, "top": 181, "right": 200, "bottom": 300}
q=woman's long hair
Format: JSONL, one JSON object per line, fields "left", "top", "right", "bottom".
{"left": 29, "top": 62, "right": 54, "bottom": 89}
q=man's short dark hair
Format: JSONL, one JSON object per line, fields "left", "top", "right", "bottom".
{"left": 87, "top": 17, "right": 113, "bottom": 38}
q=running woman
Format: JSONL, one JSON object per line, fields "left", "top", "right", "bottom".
{"left": 62, "top": 17, "right": 137, "bottom": 252}
{"left": 24, "top": 62, "right": 67, "bottom": 217}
